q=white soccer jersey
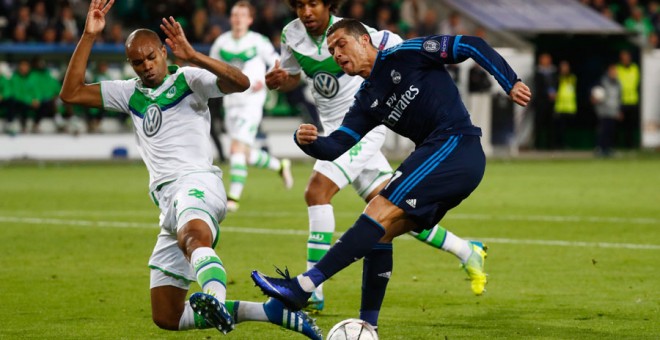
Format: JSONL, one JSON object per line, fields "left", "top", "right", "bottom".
{"left": 209, "top": 30, "right": 278, "bottom": 107}
{"left": 280, "top": 16, "right": 402, "bottom": 132}
{"left": 101, "top": 65, "right": 224, "bottom": 190}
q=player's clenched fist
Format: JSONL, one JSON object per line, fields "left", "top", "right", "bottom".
{"left": 510, "top": 81, "right": 532, "bottom": 107}
{"left": 295, "top": 124, "right": 318, "bottom": 145}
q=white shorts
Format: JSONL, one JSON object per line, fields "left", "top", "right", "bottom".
{"left": 313, "top": 125, "right": 393, "bottom": 199}
{"left": 224, "top": 104, "right": 263, "bottom": 146}
{"left": 148, "top": 171, "right": 227, "bottom": 288}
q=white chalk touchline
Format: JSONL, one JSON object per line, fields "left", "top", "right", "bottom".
{"left": 1, "top": 215, "right": 658, "bottom": 250}
{"left": 3, "top": 210, "right": 659, "bottom": 225}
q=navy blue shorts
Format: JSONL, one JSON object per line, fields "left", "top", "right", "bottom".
{"left": 380, "top": 134, "right": 485, "bottom": 230}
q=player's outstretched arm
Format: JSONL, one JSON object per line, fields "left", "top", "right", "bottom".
{"left": 295, "top": 124, "right": 362, "bottom": 161}
{"left": 160, "top": 16, "right": 249, "bottom": 94}
{"left": 450, "top": 36, "right": 524, "bottom": 98}
{"left": 510, "top": 81, "right": 532, "bottom": 107}
{"left": 60, "top": 0, "right": 114, "bottom": 107}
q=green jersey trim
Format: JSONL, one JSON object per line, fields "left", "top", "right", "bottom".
{"left": 128, "top": 73, "right": 193, "bottom": 118}
{"left": 307, "top": 15, "right": 334, "bottom": 55}
{"left": 219, "top": 46, "right": 258, "bottom": 63}
{"left": 292, "top": 51, "right": 343, "bottom": 78}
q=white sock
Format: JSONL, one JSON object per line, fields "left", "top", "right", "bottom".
{"left": 179, "top": 301, "right": 196, "bottom": 330}
{"left": 307, "top": 204, "right": 335, "bottom": 299}
{"left": 297, "top": 274, "right": 317, "bottom": 293}
{"left": 249, "top": 149, "right": 281, "bottom": 171}
{"left": 191, "top": 247, "right": 227, "bottom": 303}
{"left": 235, "top": 301, "right": 268, "bottom": 323}
{"left": 442, "top": 231, "right": 472, "bottom": 263}
{"left": 229, "top": 153, "right": 247, "bottom": 200}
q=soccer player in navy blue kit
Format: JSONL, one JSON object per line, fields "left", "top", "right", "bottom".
{"left": 252, "top": 19, "right": 531, "bottom": 330}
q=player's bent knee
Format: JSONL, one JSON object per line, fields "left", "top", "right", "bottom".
{"left": 150, "top": 284, "right": 188, "bottom": 331}
{"left": 305, "top": 173, "right": 340, "bottom": 205}
{"left": 304, "top": 186, "right": 334, "bottom": 205}
{"left": 152, "top": 313, "right": 180, "bottom": 331}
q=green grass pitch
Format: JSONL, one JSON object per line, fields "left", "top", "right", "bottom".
{"left": 1, "top": 156, "right": 659, "bottom": 339}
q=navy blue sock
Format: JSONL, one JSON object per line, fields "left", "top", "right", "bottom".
{"left": 359, "top": 243, "right": 393, "bottom": 327}
{"left": 308, "top": 214, "right": 386, "bottom": 285}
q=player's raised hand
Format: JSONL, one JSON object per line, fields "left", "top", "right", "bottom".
{"left": 84, "top": 0, "right": 114, "bottom": 36}
{"left": 296, "top": 124, "right": 318, "bottom": 145}
{"left": 160, "top": 16, "right": 196, "bottom": 61}
{"left": 266, "top": 60, "right": 289, "bottom": 90}
{"left": 510, "top": 81, "right": 532, "bottom": 107}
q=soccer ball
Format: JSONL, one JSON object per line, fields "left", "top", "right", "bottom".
{"left": 591, "top": 86, "right": 606, "bottom": 103}
{"left": 327, "top": 318, "right": 379, "bottom": 340}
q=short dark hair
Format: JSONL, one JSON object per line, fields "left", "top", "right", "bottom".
{"left": 286, "top": 0, "right": 347, "bottom": 15}
{"left": 125, "top": 29, "right": 161, "bottom": 49}
{"left": 327, "top": 18, "right": 370, "bottom": 43}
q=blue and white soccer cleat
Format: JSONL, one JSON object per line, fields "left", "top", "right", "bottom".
{"left": 251, "top": 268, "right": 311, "bottom": 311}
{"left": 263, "top": 298, "right": 323, "bottom": 340}
{"left": 461, "top": 241, "right": 488, "bottom": 295}
{"left": 189, "top": 292, "right": 234, "bottom": 334}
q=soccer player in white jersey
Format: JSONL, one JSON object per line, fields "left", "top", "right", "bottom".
{"left": 265, "top": 0, "right": 488, "bottom": 312}
{"left": 58, "top": 1, "right": 321, "bottom": 339}
{"left": 209, "top": 1, "right": 293, "bottom": 212}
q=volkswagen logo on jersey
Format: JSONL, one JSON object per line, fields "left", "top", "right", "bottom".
{"left": 423, "top": 40, "right": 440, "bottom": 53}
{"left": 143, "top": 104, "right": 162, "bottom": 137}
{"left": 166, "top": 86, "right": 177, "bottom": 99}
{"left": 390, "top": 69, "right": 401, "bottom": 84}
{"left": 313, "top": 71, "right": 339, "bottom": 98}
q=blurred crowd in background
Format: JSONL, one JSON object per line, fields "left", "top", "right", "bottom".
{"left": 0, "top": 0, "right": 655, "bottom": 153}
{"left": 1, "top": 0, "right": 660, "bottom": 45}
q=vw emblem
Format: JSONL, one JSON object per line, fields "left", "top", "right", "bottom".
{"left": 143, "top": 104, "right": 162, "bottom": 137}
{"left": 313, "top": 71, "right": 339, "bottom": 98}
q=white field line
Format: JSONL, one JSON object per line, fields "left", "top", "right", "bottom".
{"left": 3, "top": 210, "right": 659, "bottom": 225}
{"left": 1, "top": 215, "right": 659, "bottom": 250}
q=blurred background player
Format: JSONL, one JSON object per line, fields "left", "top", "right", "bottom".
{"left": 593, "top": 63, "right": 622, "bottom": 157}
{"left": 265, "top": 0, "right": 488, "bottom": 313}
{"left": 209, "top": 0, "right": 293, "bottom": 212}
{"left": 59, "top": 1, "right": 320, "bottom": 339}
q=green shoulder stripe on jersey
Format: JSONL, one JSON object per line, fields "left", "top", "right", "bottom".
{"left": 281, "top": 25, "right": 289, "bottom": 44}
{"left": 220, "top": 46, "right": 257, "bottom": 63}
{"left": 128, "top": 73, "right": 193, "bottom": 118}
{"left": 292, "top": 51, "right": 343, "bottom": 78}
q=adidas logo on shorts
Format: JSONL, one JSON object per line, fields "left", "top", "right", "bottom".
{"left": 406, "top": 198, "right": 417, "bottom": 208}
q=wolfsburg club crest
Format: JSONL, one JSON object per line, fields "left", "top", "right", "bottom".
{"left": 166, "top": 86, "right": 177, "bottom": 99}
{"left": 143, "top": 104, "right": 163, "bottom": 137}
{"left": 313, "top": 71, "right": 339, "bottom": 98}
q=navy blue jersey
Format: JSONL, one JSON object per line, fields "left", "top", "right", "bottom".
{"left": 297, "top": 35, "right": 520, "bottom": 161}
